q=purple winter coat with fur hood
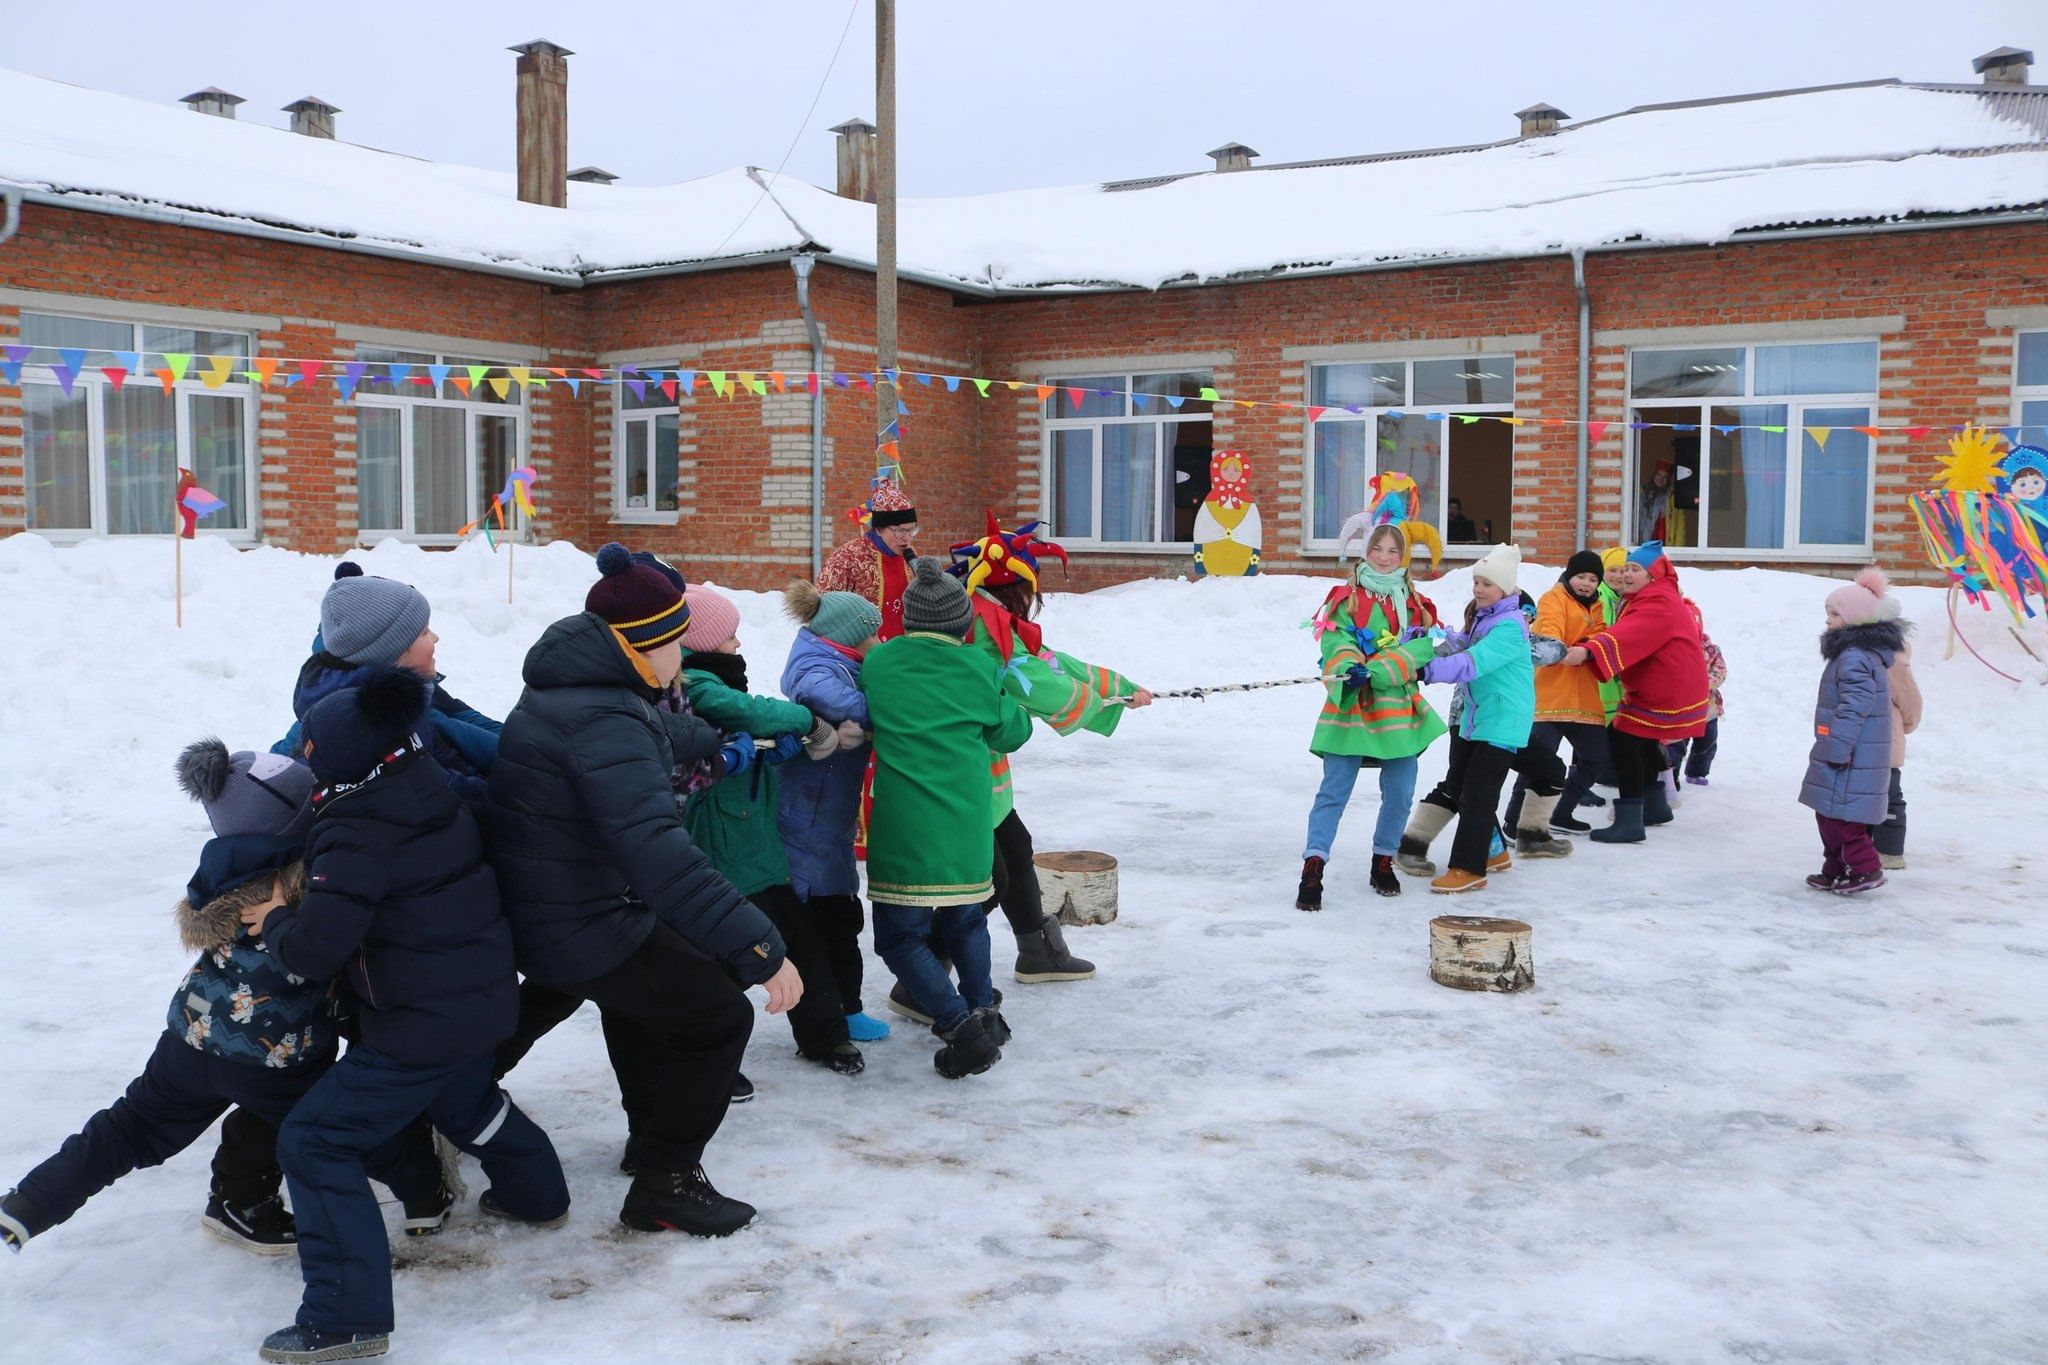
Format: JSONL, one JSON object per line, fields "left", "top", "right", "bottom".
{"left": 1798, "top": 619, "right": 1903, "bottom": 825}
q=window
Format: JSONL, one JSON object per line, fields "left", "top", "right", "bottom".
{"left": 615, "top": 367, "right": 682, "bottom": 520}
{"left": 1306, "top": 355, "right": 1515, "bottom": 549}
{"left": 1627, "top": 341, "right": 1878, "bottom": 555}
{"left": 17, "top": 312, "right": 255, "bottom": 536}
{"left": 353, "top": 348, "right": 525, "bottom": 540}
{"left": 2017, "top": 332, "right": 2048, "bottom": 451}
{"left": 1043, "top": 371, "right": 1213, "bottom": 545}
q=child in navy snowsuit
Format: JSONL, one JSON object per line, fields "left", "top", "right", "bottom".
{"left": 253, "top": 668, "right": 567, "bottom": 1363}
{"left": 0, "top": 741, "right": 437, "bottom": 1260}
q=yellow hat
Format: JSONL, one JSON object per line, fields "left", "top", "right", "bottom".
{"left": 1600, "top": 546, "right": 1628, "bottom": 570}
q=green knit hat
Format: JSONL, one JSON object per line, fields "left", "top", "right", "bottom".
{"left": 784, "top": 579, "right": 882, "bottom": 647}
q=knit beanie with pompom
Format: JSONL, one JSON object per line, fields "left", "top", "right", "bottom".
{"left": 1825, "top": 565, "right": 1902, "bottom": 627}
{"left": 586, "top": 542, "right": 691, "bottom": 651}
{"left": 900, "top": 556, "right": 974, "bottom": 638}
{"left": 784, "top": 579, "right": 883, "bottom": 647}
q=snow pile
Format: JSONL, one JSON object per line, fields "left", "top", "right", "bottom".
{"left": 4, "top": 67, "right": 2043, "bottom": 290}
{"left": 1, "top": 535, "right": 2044, "bottom": 1362}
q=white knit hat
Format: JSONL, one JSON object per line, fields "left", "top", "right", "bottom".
{"left": 1470, "top": 543, "right": 1522, "bottom": 594}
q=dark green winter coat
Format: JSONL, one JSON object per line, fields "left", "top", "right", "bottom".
{"left": 681, "top": 657, "right": 815, "bottom": 898}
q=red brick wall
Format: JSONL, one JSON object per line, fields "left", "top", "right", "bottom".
{"left": 4, "top": 200, "right": 2042, "bottom": 593}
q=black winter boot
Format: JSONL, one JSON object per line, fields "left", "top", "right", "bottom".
{"left": 479, "top": 1188, "right": 570, "bottom": 1229}
{"left": 1296, "top": 856, "right": 1325, "bottom": 911}
{"left": 399, "top": 1181, "right": 456, "bottom": 1238}
{"left": 1369, "top": 854, "right": 1402, "bottom": 897}
{"left": 1642, "top": 779, "right": 1675, "bottom": 827}
{"left": 974, "top": 1003, "right": 1013, "bottom": 1048}
{"left": 620, "top": 1162, "right": 756, "bottom": 1237}
{"left": 258, "top": 1325, "right": 389, "bottom": 1362}
{"left": 1014, "top": 914, "right": 1095, "bottom": 982}
{"left": 934, "top": 1011, "right": 1002, "bottom": 1079}
{"left": 811, "top": 1042, "right": 866, "bottom": 1076}
{"left": 1590, "top": 798, "right": 1647, "bottom": 844}
{"left": 203, "top": 1190, "right": 298, "bottom": 1255}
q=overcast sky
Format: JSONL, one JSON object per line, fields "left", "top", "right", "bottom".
{"left": 5, "top": 0, "right": 2040, "bottom": 197}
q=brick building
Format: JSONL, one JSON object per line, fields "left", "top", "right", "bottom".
{"left": 1, "top": 44, "right": 2043, "bottom": 589}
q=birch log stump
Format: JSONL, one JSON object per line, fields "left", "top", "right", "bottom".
{"left": 1034, "top": 851, "right": 1119, "bottom": 926}
{"left": 1428, "top": 915, "right": 1533, "bottom": 992}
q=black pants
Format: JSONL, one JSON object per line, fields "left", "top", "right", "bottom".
{"left": 751, "top": 884, "right": 850, "bottom": 1057}
{"left": 213, "top": 1105, "right": 283, "bottom": 1208}
{"left": 986, "top": 810, "right": 1043, "bottom": 939}
{"left": 493, "top": 978, "right": 587, "bottom": 1080}
{"left": 574, "top": 923, "right": 754, "bottom": 1171}
{"left": 1507, "top": 721, "right": 1605, "bottom": 828}
{"left": 1429, "top": 736, "right": 1519, "bottom": 875}
{"left": 1664, "top": 717, "right": 1720, "bottom": 780}
{"left": 12, "top": 1031, "right": 435, "bottom": 1235}
{"left": 1873, "top": 767, "right": 1908, "bottom": 857}
{"left": 807, "top": 892, "right": 868, "bottom": 1016}
{"left": 1610, "top": 730, "right": 1666, "bottom": 801}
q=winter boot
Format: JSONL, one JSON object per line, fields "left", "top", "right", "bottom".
{"left": 619, "top": 1133, "right": 642, "bottom": 1176}
{"left": 1296, "top": 856, "right": 1326, "bottom": 911}
{"left": 975, "top": 1003, "right": 1013, "bottom": 1049}
{"left": 1396, "top": 803, "right": 1454, "bottom": 877}
{"left": 887, "top": 980, "right": 935, "bottom": 1026}
{"left": 1580, "top": 790, "right": 1608, "bottom": 809}
{"left": 845, "top": 1010, "right": 891, "bottom": 1042}
{"left": 730, "top": 1071, "right": 755, "bottom": 1105}
{"left": 1369, "top": 854, "right": 1401, "bottom": 897}
{"left": 620, "top": 1163, "right": 756, "bottom": 1237}
{"left": 1829, "top": 870, "right": 1887, "bottom": 896}
{"left": 1430, "top": 868, "right": 1489, "bottom": 894}
{"left": 399, "top": 1181, "right": 457, "bottom": 1239}
{"left": 479, "top": 1188, "right": 570, "bottom": 1229}
{"left": 1878, "top": 853, "right": 1906, "bottom": 872}
{"left": 1, "top": 1189, "right": 48, "bottom": 1252}
{"left": 1014, "top": 914, "right": 1095, "bottom": 982}
{"left": 1590, "top": 798, "right": 1647, "bottom": 844}
{"left": 1642, "top": 778, "right": 1675, "bottom": 827}
{"left": 1515, "top": 793, "right": 1575, "bottom": 859}
{"left": 811, "top": 1042, "right": 866, "bottom": 1076}
{"left": 1804, "top": 873, "right": 1840, "bottom": 891}
{"left": 258, "top": 1326, "right": 390, "bottom": 1363}
{"left": 933, "top": 1011, "right": 1002, "bottom": 1080}
{"left": 203, "top": 1190, "right": 298, "bottom": 1255}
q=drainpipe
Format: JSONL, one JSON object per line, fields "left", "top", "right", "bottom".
{"left": 792, "top": 254, "right": 826, "bottom": 576}
{"left": 0, "top": 187, "right": 21, "bottom": 247}
{"left": 1571, "top": 247, "right": 1591, "bottom": 549}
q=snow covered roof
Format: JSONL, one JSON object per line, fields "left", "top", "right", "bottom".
{"left": 2, "top": 67, "right": 2043, "bottom": 293}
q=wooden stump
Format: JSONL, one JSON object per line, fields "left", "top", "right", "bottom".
{"left": 1428, "top": 915, "right": 1533, "bottom": 993}
{"left": 1034, "top": 851, "right": 1119, "bottom": 926}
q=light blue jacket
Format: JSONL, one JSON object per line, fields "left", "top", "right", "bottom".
{"left": 1423, "top": 598, "right": 1536, "bottom": 752}
{"left": 776, "top": 630, "right": 871, "bottom": 900}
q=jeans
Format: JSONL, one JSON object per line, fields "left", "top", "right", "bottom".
{"left": 279, "top": 1046, "right": 568, "bottom": 1335}
{"left": 873, "top": 902, "right": 995, "bottom": 1034}
{"left": 1816, "top": 815, "right": 1880, "bottom": 879}
{"left": 1872, "top": 768, "right": 1907, "bottom": 858}
{"left": 1304, "top": 753, "right": 1419, "bottom": 860}
{"left": 1665, "top": 718, "right": 1720, "bottom": 779}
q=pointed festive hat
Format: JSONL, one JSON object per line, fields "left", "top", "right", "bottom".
{"left": 853, "top": 474, "right": 917, "bottom": 530}
{"left": 947, "top": 510, "right": 1069, "bottom": 592}
{"left": 1335, "top": 471, "right": 1444, "bottom": 569}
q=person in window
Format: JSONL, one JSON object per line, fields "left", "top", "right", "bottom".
{"left": 816, "top": 477, "right": 920, "bottom": 641}
{"left": 1445, "top": 497, "right": 1477, "bottom": 544}
{"left": 1636, "top": 461, "right": 1675, "bottom": 544}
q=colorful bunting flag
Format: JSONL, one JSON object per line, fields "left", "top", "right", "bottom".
{"left": 203, "top": 355, "right": 234, "bottom": 390}
{"left": 336, "top": 361, "right": 368, "bottom": 402}
{"left": 1806, "top": 426, "right": 1831, "bottom": 450}
{"left": 0, "top": 345, "right": 26, "bottom": 386}
{"left": 102, "top": 365, "right": 129, "bottom": 392}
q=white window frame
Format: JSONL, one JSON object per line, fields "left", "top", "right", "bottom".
{"left": 1625, "top": 339, "right": 1881, "bottom": 560}
{"left": 1301, "top": 355, "right": 1516, "bottom": 557}
{"left": 612, "top": 366, "right": 682, "bottom": 525}
{"left": 352, "top": 351, "right": 527, "bottom": 545}
{"left": 15, "top": 312, "right": 260, "bottom": 542}
{"left": 1040, "top": 370, "right": 1214, "bottom": 552}
{"left": 2016, "top": 330, "right": 2048, "bottom": 445}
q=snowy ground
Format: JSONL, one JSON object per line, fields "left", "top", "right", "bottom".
{"left": 1, "top": 535, "right": 2045, "bottom": 1364}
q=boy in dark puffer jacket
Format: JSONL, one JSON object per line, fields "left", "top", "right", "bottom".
{"left": 252, "top": 669, "right": 567, "bottom": 1365}
{"left": 0, "top": 741, "right": 436, "bottom": 1264}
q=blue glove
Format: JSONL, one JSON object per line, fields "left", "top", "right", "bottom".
{"left": 764, "top": 731, "right": 805, "bottom": 765}
{"left": 1343, "top": 664, "right": 1373, "bottom": 689}
{"left": 719, "top": 734, "right": 754, "bottom": 779}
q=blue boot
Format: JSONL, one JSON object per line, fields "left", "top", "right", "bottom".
{"left": 259, "top": 1325, "right": 390, "bottom": 1362}
{"left": 845, "top": 1011, "right": 891, "bottom": 1042}
{"left": 1590, "top": 798, "right": 1647, "bottom": 844}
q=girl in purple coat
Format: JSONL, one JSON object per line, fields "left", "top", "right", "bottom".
{"left": 1799, "top": 567, "right": 1903, "bottom": 895}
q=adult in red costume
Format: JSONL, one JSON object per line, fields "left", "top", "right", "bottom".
{"left": 816, "top": 478, "right": 919, "bottom": 640}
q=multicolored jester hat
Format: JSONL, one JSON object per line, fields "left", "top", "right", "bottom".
{"left": 946, "top": 512, "right": 1068, "bottom": 592}
{"left": 1334, "top": 471, "right": 1445, "bottom": 570}
{"left": 1909, "top": 426, "right": 2048, "bottom": 621}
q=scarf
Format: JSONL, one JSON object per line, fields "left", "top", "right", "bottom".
{"left": 684, "top": 650, "right": 748, "bottom": 691}
{"left": 1349, "top": 563, "right": 1412, "bottom": 635}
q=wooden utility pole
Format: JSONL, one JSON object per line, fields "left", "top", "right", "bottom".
{"left": 874, "top": 0, "right": 898, "bottom": 462}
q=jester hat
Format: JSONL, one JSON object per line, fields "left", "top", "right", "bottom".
{"left": 947, "top": 511, "right": 1069, "bottom": 592}
{"left": 1335, "top": 471, "right": 1444, "bottom": 570}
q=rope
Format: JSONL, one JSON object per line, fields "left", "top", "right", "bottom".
{"left": 1105, "top": 675, "right": 1323, "bottom": 705}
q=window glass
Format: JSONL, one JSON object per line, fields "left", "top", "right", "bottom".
{"left": 1052, "top": 429, "right": 1094, "bottom": 539}
{"left": 1133, "top": 371, "right": 1209, "bottom": 407}
{"left": 1048, "top": 375, "right": 1125, "bottom": 420}
{"left": 1631, "top": 348, "right": 1743, "bottom": 400}
{"left": 1099, "top": 424, "right": 1158, "bottom": 541}
{"left": 1705, "top": 405, "right": 1789, "bottom": 550}
{"left": 2020, "top": 398, "right": 2048, "bottom": 452}
{"left": 103, "top": 384, "right": 179, "bottom": 534}
{"left": 190, "top": 393, "right": 249, "bottom": 531}
{"left": 1633, "top": 412, "right": 1700, "bottom": 547}
{"left": 653, "top": 413, "right": 680, "bottom": 513}
{"left": 1414, "top": 357, "right": 1512, "bottom": 407}
{"left": 1310, "top": 362, "right": 1404, "bottom": 409}
{"left": 355, "top": 347, "right": 434, "bottom": 397}
{"left": 476, "top": 413, "right": 518, "bottom": 525}
{"left": 412, "top": 406, "right": 466, "bottom": 535}
{"left": 619, "top": 368, "right": 678, "bottom": 412}
{"left": 144, "top": 327, "right": 251, "bottom": 368}
{"left": 622, "top": 422, "right": 652, "bottom": 511}
{"left": 2020, "top": 332, "right": 2048, "bottom": 389}
{"left": 24, "top": 383, "right": 92, "bottom": 530}
{"left": 357, "top": 407, "right": 402, "bottom": 530}
{"left": 1448, "top": 414, "right": 1514, "bottom": 544}
{"left": 21, "top": 313, "right": 131, "bottom": 368}
{"left": 1167, "top": 420, "right": 1213, "bottom": 540}
{"left": 1753, "top": 342, "right": 1876, "bottom": 396}
{"left": 1799, "top": 407, "right": 1871, "bottom": 545}
{"left": 1378, "top": 414, "right": 1443, "bottom": 531}
{"left": 1311, "top": 421, "right": 1369, "bottom": 541}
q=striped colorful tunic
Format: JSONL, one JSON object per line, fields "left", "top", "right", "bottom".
{"left": 1309, "top": 585, "right": 1447, "bottom": 760}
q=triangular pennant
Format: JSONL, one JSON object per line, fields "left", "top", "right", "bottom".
{"left": 153, "top": 367, "right": 177, "bottom": 392}
{"left": 1064, "top": 386, "right": 1085, "bottom": 407}
{"left": 1906, "top": 426, "right": 1931, "bottom": 440}
{"left": 1671, "top": 423, "right": 1698, "bottom": 434}
{"left": 806, "top": 374, "right": 820, "bottom": 394}
{"left": 1307, "top": 406, "right": 1327, "bottom": 422}
{"left": 115, "top": 350, "right": 141, "bottom": 376}
{"left": 1386, "top": 410, "right": 1405, "bottom": 419}
{"left": 385, "top": 362, "right": 413, "bottom": 390}
{"left": 296, "top": 360, "right": 322, "bottom": 387}
{"left": 1713, "top": 425, "right": 1737, "bottom": 436}
{"left": 943, "top": 375, "right": 961, "bottom": 393}
{"left": 58, "top": 348, "right": 86, "bottom": 382}
{"left": 852, "top": 374, "right": 872, "bottom": 391}
{"left": 1347, "top": 406, "right": 1365, "bottom": 416}
{"left": 915, "top": 371, "right": 933, "bottom": 386}
{"left": 2003, "top": 426, "right": 2023, "bottom": 447}
{"left": 1035, "top": 385, "right": 1054, "bottom": 402}
{"left": 1587, "top": 420, "right": 1610, "bottom": 443}
{"left": 621, "top": 367, "right": 647, "bottom": 402}
{"left": 165, "top": 353, "right": 193, "bottom": 383}
{"left": 581, "top": 367, "right": 604, "bottom": 381}
{"left": 1854, "top": 426, "right": 1882, "bottom": 439}
{"left": 51, "top": 364, "right": 79, "bottom": 396}
{"left": 427, "top": 363, "right": 452, "bottom": 393}
{"left": 879, "top": 441, "right": 901, "bottom": 459}
{"left": 747, "top": 377, "right": 768, "bottom": 397}
{"left": 1198, "top": 387, "right": 1221, "bottom": 403}
{"left": 508, "top": 367, "right": 532, "bottom": 389}
{"left": 678, "top": 370, "right": 697, "bottom": 394}
{"left": 451, "top": 376, "right": 473, "bottom": 397}
{"left": 1501, "top": 416, "right": 1526, "bottom": 427}
{"left": 660, "top": 378, "right": 679, "bottom": 402}
{"left": 488, "top": 377, "right": 512, "bottom": 399}
{"left": 1805, "top": 426, "right": 1831, "bottom": 450}
{"left": 771, "top": 372, "right": 787, "bottom": 393}
{"left": 101, "top": 366, "right": 129, "bottom": 392}
{"left": 972, "top": 379, "right": 991, "bottom": 398}
{"left": 831, "top": 373, "right": 849, "bottom": 388}
{"left": 1456, "top": 414, "right": 1479, "bottom": 425}
{"left": 1004, "top": 381, "right": 1023, "bottom": 392}
{"left": 562, "top": 375, "right": 581, "bottom": 396}
{"left": 1167, "top": 396, "right": 1185, "bottom": 410}
{"left": 1236, "top": 400, "right": 1256, "bottom": 410}
{"left": 1760, "top": 425, "right": 1787, "bottom": 434}
{"left": 203, "top": 354, "right": 235, "bottom": 390}
{"left": 466, "top": 364, "right": 489, "bottom": 391}
{"left": 706, "top": 370, "right": 727, "bottom": 397}
{"left": 1426, "top": 412, "right": 1447, "bottom": 422}
{"left": 250, "top": 358, "right": 279, "bottom": 387}
{"left": 1132, "top": 391, "right": 1151, "bottom": 409}
{"left": 335, "top": 362, "right": 367, "bottom": 402}
{"left": 897, "top": 400, "right": 909, "bottom": 416}
{"left": 0, "top": 344, "right": 26, "bottom": 386}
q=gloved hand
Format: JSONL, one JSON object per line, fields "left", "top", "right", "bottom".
{"left": 764, "top": 731, "right": 805, "bottom": 765}
{"left": 801, "top": 717, "right": 840, "bottom": 761}
{"left": 718, "top": 734, "right": 754, "bottom": 780}
{"left": 1343, "top": 664, "right": 1373, "bottom": 690}
{"left": 1348, "top": 626, "right": 1381, "bottom": 657}
{"left": 1421, "top": 659, "right": 1446, "bottom": 685}
{"left": 835, "top": 718, "right": 869, "bottom": 748}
